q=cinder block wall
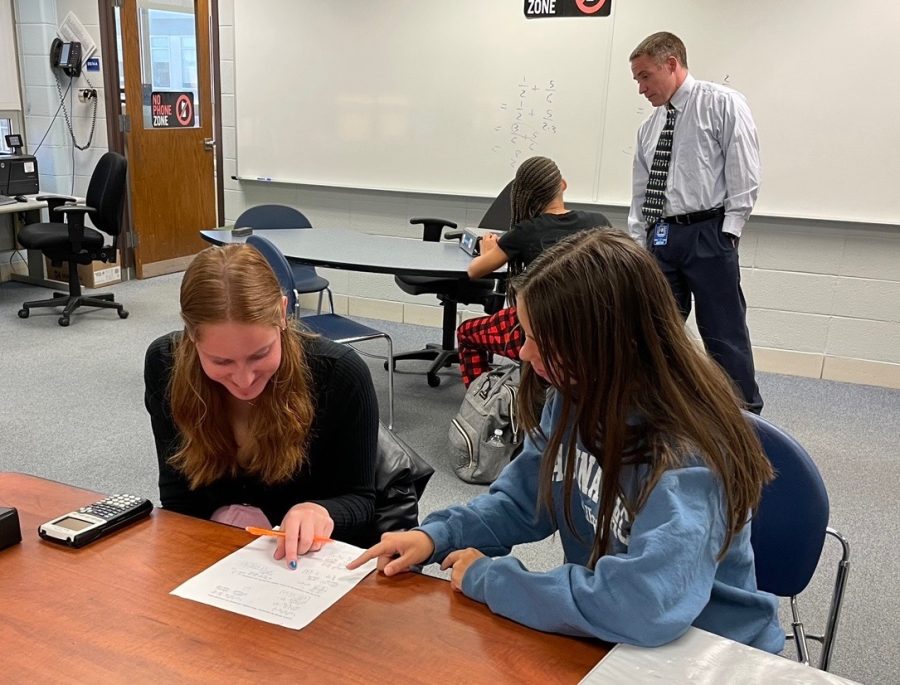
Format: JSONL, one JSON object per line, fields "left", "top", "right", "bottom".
{"left": 0, "top": 0, "right": 108, "bottom": 281}
{"left": 14, "top": 0, "right": 109, "bottom": 198}
{"left": 10, "top": 1, "right": 896, "bottom": 390}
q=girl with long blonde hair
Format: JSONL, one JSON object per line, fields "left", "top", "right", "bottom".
{"left": 145, "top": 244, "right": 378, "bottom": 568}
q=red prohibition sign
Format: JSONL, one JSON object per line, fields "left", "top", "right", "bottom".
{"left": 175, "top": 94, "right": 193, "bottom": 126}
{"left": 575, "top": 0, "right": 608, "bottom": 14}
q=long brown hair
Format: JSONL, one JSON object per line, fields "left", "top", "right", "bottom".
{"left": 516, "top": 230, "right": 772, "bottom": 566}
{"left": 168, "top": 244, "right": 315, "bottom": 488}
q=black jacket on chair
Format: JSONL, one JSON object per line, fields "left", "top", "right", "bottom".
{"left": 375, "top": 423, "right": 434, "bottom": 535}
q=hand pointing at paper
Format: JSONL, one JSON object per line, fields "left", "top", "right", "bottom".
{"left": 347, "top": 530, "right": 435, "bottom": 577}
{"left": 274, "top": 502, "right": 335, "bottom": 569}
{"left": 347, "top": 531, "right": 486, "bottom": 591}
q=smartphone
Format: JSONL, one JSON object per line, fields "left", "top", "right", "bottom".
{"left": 38, "top": 494, "right": 152, "bottom": 548}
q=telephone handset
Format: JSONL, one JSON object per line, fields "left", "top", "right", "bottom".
{"left": 50, "top": 38, "right": 82, "bottom": 78}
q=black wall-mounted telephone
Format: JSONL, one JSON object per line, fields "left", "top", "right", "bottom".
{"left": 50, "top": 38, "right": 82, "bottom": 77}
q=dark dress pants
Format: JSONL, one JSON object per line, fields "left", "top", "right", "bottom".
{"left": 647, "top": 215, "right": 764, "bottom": 414}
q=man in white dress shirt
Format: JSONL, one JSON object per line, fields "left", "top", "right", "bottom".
{"left": 627, "top": 32, "right": 763, "bottom": 414}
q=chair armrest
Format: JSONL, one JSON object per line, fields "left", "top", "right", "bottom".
{"left": 410, "top": 217, "right": 458, "bottom": 242}
{"left": 38, "top": 194, "right": 78, "bottom": 214}
{"left": 50, "top": 206, "right": 92, "bottom": 249}
{"left": 36, "top": 194, "right": 77, "bottom": 202}
{"left": 52, "top": 205, "right": 96, "bottom": 217}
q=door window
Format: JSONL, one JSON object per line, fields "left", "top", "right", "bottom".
{"left": 138, "top": 2, "right": 200, "bottom": 129}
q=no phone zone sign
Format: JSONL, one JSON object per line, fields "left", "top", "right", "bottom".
{"left": 524, "top": 0, "right": 611, "bottom": 19}
{"left": 151, "top": 92, "right": 196, "bottom": 128}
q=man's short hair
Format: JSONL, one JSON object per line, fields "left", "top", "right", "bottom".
{"left": 629, "top": 32, "right": 688, "bottom": 69}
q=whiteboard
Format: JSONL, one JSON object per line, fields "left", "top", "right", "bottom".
{"left": 233, "top": 1, "right": 900, "bottom": 224}
{"left": 233, "top": 1, "right": 614, "bottom": 202}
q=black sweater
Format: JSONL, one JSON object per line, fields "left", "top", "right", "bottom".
{"left": 144, "top": 331, "right": 378, "bottom": 546}
{"left": 498, "top": 210, "right": 611, "bottom": 274}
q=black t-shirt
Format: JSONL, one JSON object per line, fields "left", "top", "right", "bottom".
{"left": 144, "top": 331, "right": 379, "bottom": 546}
{"left": 498, "top": 210, "right": 611, "bottom": 273}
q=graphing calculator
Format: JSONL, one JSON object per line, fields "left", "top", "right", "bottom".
{"left": 38, "top": 494, "right": 153, "bottom": 548}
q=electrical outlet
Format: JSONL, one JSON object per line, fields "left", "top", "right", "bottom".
{"left": 78, "top": 88, "right": 98, "bottom": 103}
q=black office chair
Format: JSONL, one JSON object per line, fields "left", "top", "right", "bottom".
{"left": 17, "top": 152, "right": 128, "bottom": 327}
{"left": 235, "top": 204, "right": 334, "bottom": 314}
{"left": 391, "top": 181, "right": 512, "bottom": 387}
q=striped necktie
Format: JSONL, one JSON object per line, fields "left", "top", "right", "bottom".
{"left": 641, "top": 103, "right": 676, "bottom": 227}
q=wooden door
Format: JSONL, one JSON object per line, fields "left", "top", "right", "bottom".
{"left": 120, "top": 0, "right": 216, "bottom": 278}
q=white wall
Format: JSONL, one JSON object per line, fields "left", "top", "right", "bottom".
{"left": 6, "top": 2, "right": 895, "bottom": 390}
{"left": 14, "top": 0, "right": 109, "bottom": 198}
{"left": 0, "top": 0, "right": 111, "bottom": 280}
{"left": 218, "top": 0, "right": 900, "bottom": 389}
{"left": 0, "top": 0, "right": 21, "bottom": 109}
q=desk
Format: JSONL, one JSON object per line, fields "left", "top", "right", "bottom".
{"left": 201, "top": 227, "right": 494, "bottom": 278}
{"left": 1, "top": 473, "right": 607, "bottom": 682}
{"left": 0, "top": 194, "right": 48, "bottom": 286}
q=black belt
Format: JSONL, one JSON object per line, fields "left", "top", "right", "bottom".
{"left": 661, "top": 207, "right": 725, "bottom": 225}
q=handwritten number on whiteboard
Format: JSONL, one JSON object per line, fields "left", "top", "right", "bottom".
{"left": 498, "top": 77, "right": 560, "bottom": 162}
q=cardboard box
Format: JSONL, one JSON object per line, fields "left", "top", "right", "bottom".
{"left": 45, "top": 251, "right": 122, "bottom": 289}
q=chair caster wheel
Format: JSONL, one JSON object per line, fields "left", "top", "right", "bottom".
{"left": 118, "top": 310, "right": 129, "bottom": 319}
{"left": 18, "top": 308, "right": 29, "bottom": 318}
{"left": 427, "top": 374, "right": 441, "bottom": 388}
{"left": 58, "top": 316, "right": 70, "bottom": 327}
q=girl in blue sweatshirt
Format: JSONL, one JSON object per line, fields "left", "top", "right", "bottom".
{"left": 349, "top": 230, "right": 784, "bottom": 652}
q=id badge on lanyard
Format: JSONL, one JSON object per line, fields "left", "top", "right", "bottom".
{"left": 652, "top": 222, "right": 669, "bottom": 246}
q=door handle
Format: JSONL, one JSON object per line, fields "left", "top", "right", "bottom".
{"left": 203, "top": 138, "right": 216, "bottom": 150}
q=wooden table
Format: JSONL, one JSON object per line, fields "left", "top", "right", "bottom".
{"left": 1, "top": 473, "right": 608, "bottom": 683}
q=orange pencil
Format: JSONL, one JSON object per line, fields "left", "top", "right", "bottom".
{"left": 245, "top": 526, "right": 333, "bottom": 544}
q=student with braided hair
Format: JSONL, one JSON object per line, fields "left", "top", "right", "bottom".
{"left": 456, "top": 156, "right": 610, "bottom": 387}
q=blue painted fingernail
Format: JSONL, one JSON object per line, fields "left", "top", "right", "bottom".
{"left": 289, "top": 560, "right": 297, "bottom": 570}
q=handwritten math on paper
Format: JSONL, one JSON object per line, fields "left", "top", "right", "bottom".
{"left": 170, "top": 537, "right": 376, "bottom": 630}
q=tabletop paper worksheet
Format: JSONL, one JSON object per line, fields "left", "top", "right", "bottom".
{"left": 170, "top": 536, "right": 377, "bottom": 629}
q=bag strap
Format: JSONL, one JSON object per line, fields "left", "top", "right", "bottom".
{"left": 477, "top": 364, "right": 520, "bottom": 399}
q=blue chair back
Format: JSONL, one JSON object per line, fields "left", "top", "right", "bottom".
{"left": 246, "top": 235, "right": 297, "bottom": 314}
{"left": 747, "top": 412, "right": 830, "bottom": 598}
{"left": 236, "top": 204, "right": 321, "bottom": 287}
{"left": 234, "top": 204, "right": 312, "bottom": 229}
